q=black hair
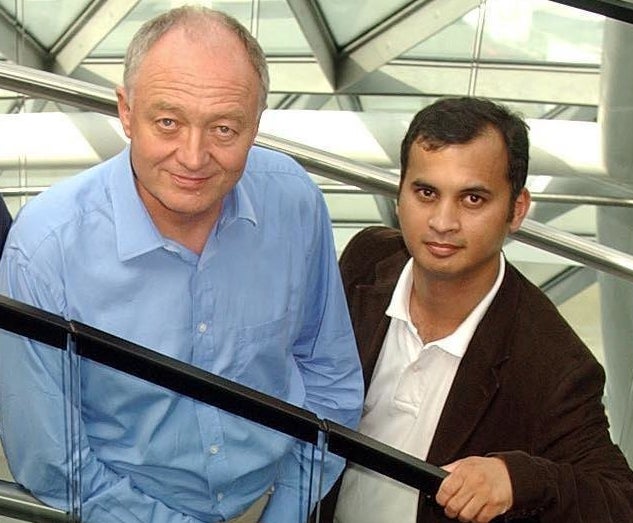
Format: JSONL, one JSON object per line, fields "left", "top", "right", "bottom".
{"left": 400, "top": 97, "right": 529, "bottom": 200}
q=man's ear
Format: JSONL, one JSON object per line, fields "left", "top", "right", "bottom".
{"left": 509, "top": 188, "right": 531, "bottom": 233}
{"left": 116, "top": 86, "right": 132, "bottom": 139}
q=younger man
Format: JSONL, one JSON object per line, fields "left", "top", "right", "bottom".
{"left": 332, "top": 97, "right": 633, "bottom": 522}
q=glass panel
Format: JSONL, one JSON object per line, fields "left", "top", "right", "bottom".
{"left": 91, "top": 0, "right": 312, "bottom": 68}
{"left": 92, "top": 0, "right": 254, "bottom": 57}
{"left": 402, "top": 10, "right": 477, "bottom": 61}
{"left": 360, "top": 95, "right": 439, "bottom": 113}
{"left": 0, "top": 0, "right": 89, "bottom": 49}
{"left": 480, "top": 0, "right": 603, "bottom": 64}
{"left": 0, "top": 322, "right": 325, "bottom": 522}
{"left": 258, "top": 0, "right": 312, "bottom": 54}
{"left": 0, "top": 326, "right": 78, "bottom": 521}
{"left": 71, "top": 354, "right": 320, "bottom": 522}
{"left": 317, "top": 0, "right": 412, "bottom": 47}
{"left": 0, "top": 195, "right": 22, "bottom": 221}
{"left": 0, "top": 168, "right": 79, "bottom": 191}
{"left": 404, "top": 0, "right": 604, "bottom": 65}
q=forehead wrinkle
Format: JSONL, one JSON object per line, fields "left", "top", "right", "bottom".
{"left": 141, "top": 80, "right": 252, "bottom": 121}
{"left": 142, "top": 69, "right": 254, "bottom": 97}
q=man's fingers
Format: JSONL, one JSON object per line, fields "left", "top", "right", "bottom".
{"left": 434, "top": 456, "right": 513, "bottom": 522}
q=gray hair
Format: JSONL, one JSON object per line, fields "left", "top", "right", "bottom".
{"left": 123, "top": 5, "right": 269, "bottom": 111}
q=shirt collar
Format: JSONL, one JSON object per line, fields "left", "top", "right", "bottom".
{"left": 110, "top": 148, "right": 258, "bottom": 261}
{"left": 386, "top": 254, "right": 506, "bottom": 358}
{"left": 216, "top": 176, "right": 257, "bottom": 235}
{"left": 110, "top": 148, "right": 164, "bottom": 262}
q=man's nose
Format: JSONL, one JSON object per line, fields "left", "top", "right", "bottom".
{"left": 176, "top": 128, "right": 209, "bottom": 171}
{"left": 428, "top": 200, "right": 459, "bottom": 233}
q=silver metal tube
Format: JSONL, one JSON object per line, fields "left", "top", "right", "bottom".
{"left": 514, "top": 220, "right": 633, "bottom": 282}
{"left": 530, "top": 193, "right": 633, "bottom": 207}
{"left": 0, "top": 480, "right": 68, "bottom": 523}
{"left": 257, "top": 133, "right": 633, "bottom": 282}
{"left": 2, "top": 62, "right": 633, "bottom": 281}
{"left": 0, "top": 187, "right": 50, "bottom": 197}
{"left": 256, "top": 133, "right": 401, "bottom": 198}
{"left": 0, "top": 61, "right": 117, "bottom": 117}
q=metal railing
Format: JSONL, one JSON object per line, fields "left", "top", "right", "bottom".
{"left": 0, "top": 295, "right": 447, "bottom": 523}
{"left": 255, "top": 133, "right": 633, "bottom": 283}
{"left": 0, "top": 480, "right": 66, "bottom": 523}
{"left": 2, "top": 61, "right": 633, "bottom": 282}
{"left": 2, "top": 57, "right": 633, "bottom": 521}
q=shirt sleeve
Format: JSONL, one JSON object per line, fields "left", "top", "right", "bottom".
{"left": 0, "top": 246, "right": 202, "bottom": 523}
{"left": 261, "top": 188, "right": 364, "bottom": 522}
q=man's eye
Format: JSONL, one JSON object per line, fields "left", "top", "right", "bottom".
{"left": 216, "top": 125, "right": 235, "bottom": 136}
{"left": 214, "top": 125, "right": 237, "bottom": 140}
{"left": 418, "top": 188, "right": 434, "bottom": 199}
{"left": 464, "top": 194, "right": 484, "bottom": 206}
{"left": 158, "top": 118, "right": 176, "bottom": 128}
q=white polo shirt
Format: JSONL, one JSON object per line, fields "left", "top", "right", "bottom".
{"left": 334, "top": 255, "right": 505, "bottom": 523}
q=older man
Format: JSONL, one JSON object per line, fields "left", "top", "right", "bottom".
{"left": 0, "top": 6, "right": 362, "bottom": 523}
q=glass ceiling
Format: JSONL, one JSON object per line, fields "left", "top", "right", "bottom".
{"left": 0, "top": 0, "right": 623, "bottom": 230}
{"left": 0, "top": 0, "right": 607, "bottom": 116}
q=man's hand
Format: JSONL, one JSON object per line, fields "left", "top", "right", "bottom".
{"left": 435, "top": 456, "right": 513, "bottom": 522}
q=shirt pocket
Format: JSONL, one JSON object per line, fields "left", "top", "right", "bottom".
{"left": 231, "top": 312, "right": 296, "bottom": 398}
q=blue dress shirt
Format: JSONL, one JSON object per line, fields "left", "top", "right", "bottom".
{"left": 0, "top": 146, "right": 363, "bottom": 522}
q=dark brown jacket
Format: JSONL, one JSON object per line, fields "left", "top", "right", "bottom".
{"left": 322, "top": 226, "right": 633, "bottom": 522}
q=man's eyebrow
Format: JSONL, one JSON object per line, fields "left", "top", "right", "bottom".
{"left": 411, "top": 179, "right": 437, "bottom": 191}
{"left": 461, "top": 184, "right": 493, "bottom": 196}
{"left": 147, "top": 101, "right": 184, "bottom": 114}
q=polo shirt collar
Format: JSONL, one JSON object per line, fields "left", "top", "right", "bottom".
{"left": 386, "top": 255, "right": 506, "bottom": 358}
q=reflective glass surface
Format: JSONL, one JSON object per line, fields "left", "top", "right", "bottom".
{"left": 92, "top": 0, "right": 254, "bottom": 57}
{"left": 0, "top": 322, "right": 324, "bottom": 522}
{"left": 0, "top": 0, "right": 88, "bottom": 49}
{"left": 258, "top": 0, "right": 312, "bottom": 54}
{"left": 404, "top": 0, "right": 603, "bottom": 64}
{"left": 317, "top": 0, "right": 412, "bottom": 47}
{"left": 0, "top": 326, "right": 78, "bottom": 521}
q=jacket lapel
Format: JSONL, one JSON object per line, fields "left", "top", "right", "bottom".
{"left": 427, "top": 264, "right": 521, "bottom": 466}
{"left": 350, "top": 249, "right": 410, "bottom": 391}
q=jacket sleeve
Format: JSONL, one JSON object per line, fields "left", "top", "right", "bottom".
{"left": 0, "top": 244, "right": 202, "bottom": 523}
{"left": 498, "top": 354, "right": 633, "bottom": 522}
{"left": 0, "top": 196, "right": 11, "bottom": 256}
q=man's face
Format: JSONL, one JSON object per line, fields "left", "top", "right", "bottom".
{"left": 116, "top": 26, "right": 261, "bottom": 230}
{"left": 397, "top": 128, "right": 530, "bottom": 284}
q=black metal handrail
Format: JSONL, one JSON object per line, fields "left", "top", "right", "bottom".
{"left": 0, "top": 294, "right": 447, "bottom": 522}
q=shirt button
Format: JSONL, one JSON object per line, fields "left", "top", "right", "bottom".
{"left": 216, "top": 492, "right": 224, "bottom": 501}
{"left": 209, "top": 444, "right": 219, "bottom": 455}
{"left": 198, "top": 322, "right": 208, "bottom": 333}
